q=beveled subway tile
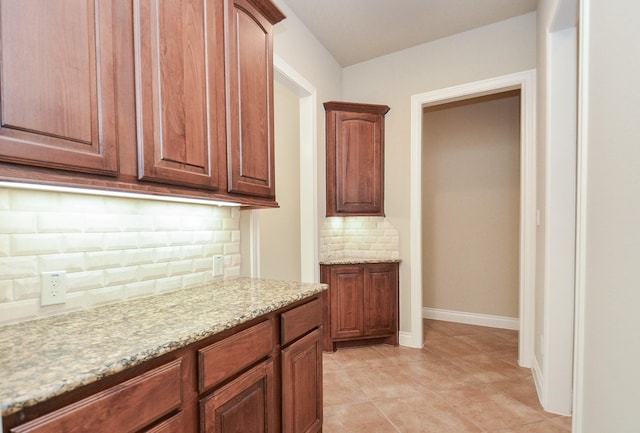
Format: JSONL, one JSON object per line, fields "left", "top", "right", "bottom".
{"left": 323, "top": 369, "right": 369, "bottom": 407}
{"left": 323, "top": 402, "right": 398, "bottom": 433}
{"left": 375, "top": 393, "right": 483, "bottom": 433}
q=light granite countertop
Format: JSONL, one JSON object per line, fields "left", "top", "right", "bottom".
{"left": 0, "top": 277, "right": 327, "bottom": 418}
{"left": 319, "top": 258, "right": 402, "bottom": 265}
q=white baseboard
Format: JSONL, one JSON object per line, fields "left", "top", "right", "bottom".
{"left": 532, "top": 354, "right": 544, "bottom": 404}
{"left": 422, "top": 307, "right": 519, "bottom": 330}
{"left": 399, "top": 331, "right": 422, "bottom": 349}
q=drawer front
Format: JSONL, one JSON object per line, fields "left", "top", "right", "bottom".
{"left": 280, "top": 297, "right": 322, "bottom": 346}
{"left": 11, "top": 359, "right": 182, "bottom": 433}
{"left": 143, "top": 412, "right": 183, "bottom": 433}
{"left": 198, "top": 319, "right": 274, "bottom": 393}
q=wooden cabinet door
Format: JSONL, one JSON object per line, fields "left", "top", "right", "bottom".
{"left": 363, "top": 263, "right": 398, "bottom": 338}
{"left": 225, "top": 0, "right": 284, "bottom": 199}
{"left": 325, "top": 102, "right": 390, "bottom": 216}
{"left": 200, "top": 359, "right": 276, "bottom": 433}
{"left": 282, "top": 329, "right": 322, "bottom": 433}
{"left": 0, "top": 0, "right": 118, "bottom": 175}
{"left": 134, "top": 0, "right": 225, "bottom": 189}
{"left": 329, "top": 266, "right": 364, "bottom": 340}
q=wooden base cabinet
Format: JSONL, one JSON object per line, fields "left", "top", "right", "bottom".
{"left": 200, "top": 359, "right": 276, "bottom": 433}
{"left": 320, "top": 262, "right": 399, "bottom": 352}
{"left": 3, "top": 296, "right": 323, "bottom": 433}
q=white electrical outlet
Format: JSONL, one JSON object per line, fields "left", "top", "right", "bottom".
{"left": 213, "top": 256, "right": 224, "bottom": 277}
{"left": 41, "top": 271, "right": 67, "bottom": 306}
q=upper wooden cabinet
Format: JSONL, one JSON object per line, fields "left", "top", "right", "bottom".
{"left": 0, "top": 0, "right": 284, "bottom": 207}
{"left": 225, "top": 0, "right": 284, "bottom": 198}
{"left": 133, "top": 0, "right": 226, "bottom": 190}
{"left": 0, "top": 0, "right": 118, "bottom": 176}
{"left": 324, "top": 101, "right": 390, "bottom": 216}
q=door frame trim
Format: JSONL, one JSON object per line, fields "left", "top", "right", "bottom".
{"left": 407, "top": 69, "right": 536, "bottom": 367}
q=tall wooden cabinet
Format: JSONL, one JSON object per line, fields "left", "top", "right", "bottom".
{"left": 133, "top": 0, "right": 226, "bottom": 190}
{"left": 225, "top": 0, "right": 283, "bottom": 199}
{"left": 0, "top": 0, "right": 284, "bottom": 207}
{"left": 324, "top": 101, "right": 390, "bottom": 216}
{"left": 320, "top": 262, "right": 399, "bottom": 352}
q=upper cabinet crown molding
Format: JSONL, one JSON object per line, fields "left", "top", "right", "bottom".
{"left": 324, "top": 101, "right": 390, "bottom": 217}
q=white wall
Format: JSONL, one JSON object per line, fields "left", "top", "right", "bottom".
{"left": 342, "top": 13, "right": 537, "bottom": 333}
{"left": 272, "top": 0, "right": 343, "bottom": 224}
{"left": 574, "top": 0, "right": 640, "bottom": 430}
{"left": 533, "top": 0, "right": 577, "bottom": 415}
{"left": 257, "top": 81, "right": 301, "bottom": 281}
{"left": 422, "top": 92, "right": 521, "bottom": 319}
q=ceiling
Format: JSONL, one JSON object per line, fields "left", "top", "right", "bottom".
{"left": 281, "top": 0, "right": 538, "bottom": 67}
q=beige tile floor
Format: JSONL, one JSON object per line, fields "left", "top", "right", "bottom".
{"left": 322, "top": 319, "right": 572, "bottom": 433}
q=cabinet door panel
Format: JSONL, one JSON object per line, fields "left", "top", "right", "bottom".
{"left": 200, "top": 359, "right": 276, "bottom": 433}
{"left": 225, "top": 0, "right": 275, "bottom": 198}
{"left": 282, "top": 329, "right": 322, "bottom": 433}
{"left": 364, "top": 264, "right": 398, "bottom": 337}
{"left": 329, "top": 266, "right": 364, "bottom": 339}
{"left": 335, "top": 112, "right": 382, "bottom": 213}
{"left": 134, "top": 0, "right": 224, "bottom": 189}
{"left": 0, "top": 0, "right": 118, "bottom": 175}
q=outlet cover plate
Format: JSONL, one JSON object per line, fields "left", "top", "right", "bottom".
{"left": 41, "top": 271, "right": 67, "bottom": 306}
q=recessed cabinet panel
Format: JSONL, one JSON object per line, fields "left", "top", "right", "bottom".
{"left": 200, "top": 359, "right": 276, "bottom": 433}
{"left": 363, "top": 264, "right": 398, "bottom": 337}
{"left": 336, "top": 113, "right": 381, "bottom": 212}
{"left": 329, "top": 266, "right": 364, "bottom": 340}
{"left": 134, "top": 0, "right": 224, "bottom": 189}
{"left": 226, "top": 0, "right": 282, "bottom": 198}
{"left": 282, "top": 329, "right": 323, "bottom": 433}
{"left": 0, "top": 0, "right": 118, "bottom": 175}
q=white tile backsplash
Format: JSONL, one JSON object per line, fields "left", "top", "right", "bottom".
{"left": 319, "top": 216, "right": 400, "bottom": 262}
{"left": 0, "top": 187, "right": 241, "bottom": 325}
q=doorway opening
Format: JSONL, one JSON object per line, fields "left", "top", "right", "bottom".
{"left": 422, "top": 90, "right": 521, "bottom": 331}
{"left": 409, "top": 70, "right": 536, "bottom": 367}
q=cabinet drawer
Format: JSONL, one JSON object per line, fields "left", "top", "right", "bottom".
{"left": 198, "top": 319, "right": 274, "bottom": 393}
{"left": 11, "top": 359, "right": 182, "bottom": 433}
{"left": 280, "top": 298, "right": 322, "bottom": 346}
{"left": 144, "top": 412, "right": 184, "bottom": 433}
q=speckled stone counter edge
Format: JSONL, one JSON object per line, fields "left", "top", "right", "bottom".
{"left": 0, "top": 277, "right": 327, "bottom": 417}
{"left": 319, "top": 258, "right": 402, "bottom": 265}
